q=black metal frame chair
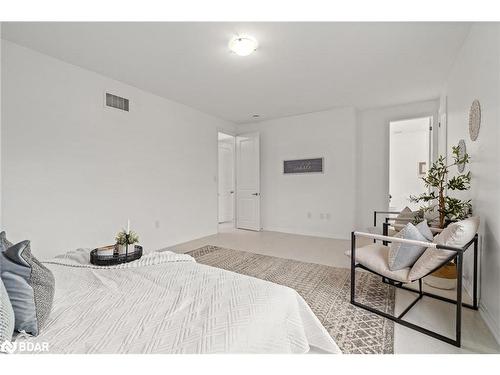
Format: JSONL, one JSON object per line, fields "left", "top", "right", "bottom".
{"left": 350, "top": 220, "right": 479, "bottom": 347}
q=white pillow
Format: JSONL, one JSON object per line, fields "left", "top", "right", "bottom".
{"left": 408, "top": 217, "right": 480, "bottom": 281}
{"left": 424, "top": 210, "right": 440, "bottom": 227}
{"left": 415, "top": 220, "right": 434, "bottom": 241}
{"left": 395, "top": 207, "right": 415, "bottom": 226}
{"left": 388, "top": 223, "right": 429, "bottom": 271}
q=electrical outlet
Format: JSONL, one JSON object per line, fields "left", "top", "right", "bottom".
{"left": 326, "top": 213, "right": 331, "bottom": 220}
{"left": 320, "top": 213, "right": 325, "bottom": 220}
{"left": 307, "top": 212, "right": 312, "bottom": 219}
{"left": 155, "top": 220, "right": 160, "bottom": 229}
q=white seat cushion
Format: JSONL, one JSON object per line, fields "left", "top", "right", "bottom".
{"left": 345, "top": 243, "right": 410, "bottom": 283}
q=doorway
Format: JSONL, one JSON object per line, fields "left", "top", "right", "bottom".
{"left": 389, "top": 117, "right": 432, "bottom": 212}
{"left": 218, "top": 132, "right": 235, "bottom": 232}
{"left": 235, "top": 132, "right": 261, "bottom": 231}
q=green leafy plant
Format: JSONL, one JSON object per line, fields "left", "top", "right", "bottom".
{"left": 115, "top": 230, "right": 139, "bottom": 246}
{"left": 410, "top": 145, "right": 472, "bottom": 228}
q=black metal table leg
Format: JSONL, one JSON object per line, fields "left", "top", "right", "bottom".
{"left": 456, "top": 253, "right": 463, "bottom": 347}
{"left": 473, "top": 236, "right": 478, "bottom": 309}
{"left": 351, "top": 232, "right": 356, "bottom": 304}
{"left": 382, "top": 222, "right": 389, "bottom": 246}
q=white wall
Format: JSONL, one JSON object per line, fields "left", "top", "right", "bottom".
{"left": 0, "top": 24, "right": 2, "bottom": 228}
{"left": 1, "top": 41, "right": 235, "bottom": 259}
{"left": 236, "top": 107, "right": 357, "bottom": 239}
{"left": 443, "top": 23, "right": 500, "bottom": 343}
{"left": 356, "top": 99, "right": 439, "bottom": 230}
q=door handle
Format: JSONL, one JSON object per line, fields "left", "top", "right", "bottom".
{"left": 230, "top": 191, "right": 234, "bottom": 194}
{"left": 252, "top": 193, "right": 260, "bottom": 196}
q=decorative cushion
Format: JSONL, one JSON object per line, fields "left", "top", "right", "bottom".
{"left": 0, "top": 277, "right": 15, "bottom": 344}
{"left": 415, "top": 220, "right": 434, "bottom": 241}
{"left": 388, "top": 223, "right": 429, "bottom": 271}
{"left": 0, "top": 231, "right": 13, "bottom": 250}
{"left": 424, "top": 210, "right": 440, "bottom": 227}
{"left": 408, "top": 217, "right": 480, "bottom": 281}
{"left": 393, "top": 220, "right": 434, "bottom": 238}
{"left": 346, "top": 243, "right": 410, "bottom": 282}
{"left": 0, "top": 240, "right": 55, "bottom": 336}
{"left": 394, "top": 207, "right": 416, "bottom": 226}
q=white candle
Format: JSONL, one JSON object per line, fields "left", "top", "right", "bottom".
{"left": 127, "top": 219, "right": 130, "bottom": 235}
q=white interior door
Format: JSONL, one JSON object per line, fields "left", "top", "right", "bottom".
{"left": 218, "top": 140, "right": 234, "bottom": 223}
{"left": 236, "top": 132, "right": 261, "bottom": 231}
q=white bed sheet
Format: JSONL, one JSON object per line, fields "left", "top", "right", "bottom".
{"left": 16, "top": 249, "right": 341, "bottom": 354}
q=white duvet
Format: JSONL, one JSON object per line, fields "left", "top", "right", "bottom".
{"left": 16, "top": 249, "right": 341, "bottom": 354}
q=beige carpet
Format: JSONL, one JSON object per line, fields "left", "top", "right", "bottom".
{"left": 187, "top": 245, "right": 395, "bottom": 354}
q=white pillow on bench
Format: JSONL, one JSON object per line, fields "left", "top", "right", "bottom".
{"left": 388, "top": 221, "right": 432, "bottom": 271}
{"left": 408, "top": 217, "right": 480, "bottom": 281}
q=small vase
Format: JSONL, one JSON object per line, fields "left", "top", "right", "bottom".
{"left": 118, "top": 244, "right": 135, "bottom": 255}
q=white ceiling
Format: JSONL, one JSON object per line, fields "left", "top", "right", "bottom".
{"left": 2, "top": 22, "right": 471, "bottom": 124}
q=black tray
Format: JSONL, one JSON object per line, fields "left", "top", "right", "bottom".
{"left": 90, "top": 245, "right": 143, "bottom": 266}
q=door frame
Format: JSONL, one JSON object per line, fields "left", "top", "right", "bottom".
{"left": 216, "top": 130, "right": 236, "bottom": 230}
{"left": 388, "top": 115, "right": 433, "bottom": 212}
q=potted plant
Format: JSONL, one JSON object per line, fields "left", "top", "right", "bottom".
{"left": 115, "top": 229, "right": 140, "bottom": 255}
{"left": 409, "top": 144, "right": 472, "bottom": 289}
{"left": 410, "top": 145, "right": 472, "bottom": 229}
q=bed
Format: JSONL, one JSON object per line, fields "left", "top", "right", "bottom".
{"left": 14, "top": 249, "right": 341, "bottom": 354}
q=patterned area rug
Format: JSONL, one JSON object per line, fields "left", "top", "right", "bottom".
{"left": 187, "top": 245, "right": 395, "bottom": 354}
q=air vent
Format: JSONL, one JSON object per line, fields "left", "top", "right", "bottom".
{"left": 105, "top": 93, "right": 129, "bottom": 112}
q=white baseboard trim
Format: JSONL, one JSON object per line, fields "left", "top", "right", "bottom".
{"left": 460, "top": 271, "right": 500, "bottom": 345}
{"left": 167, "top": 230, "right": 218, "bottom": 249}
{"left": 262, "top": 226, "right": 350, "bottom": 241}
{"left": 479, "top": 302, "right": 500, "bottom": 345}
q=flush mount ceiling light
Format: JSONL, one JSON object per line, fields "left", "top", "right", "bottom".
{"left": 228, "top": 35, "right": 258, "bottom": 56}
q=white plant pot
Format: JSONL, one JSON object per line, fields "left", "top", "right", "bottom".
{"left": 118, "top": 244, "right": 136, "bottom": 255}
